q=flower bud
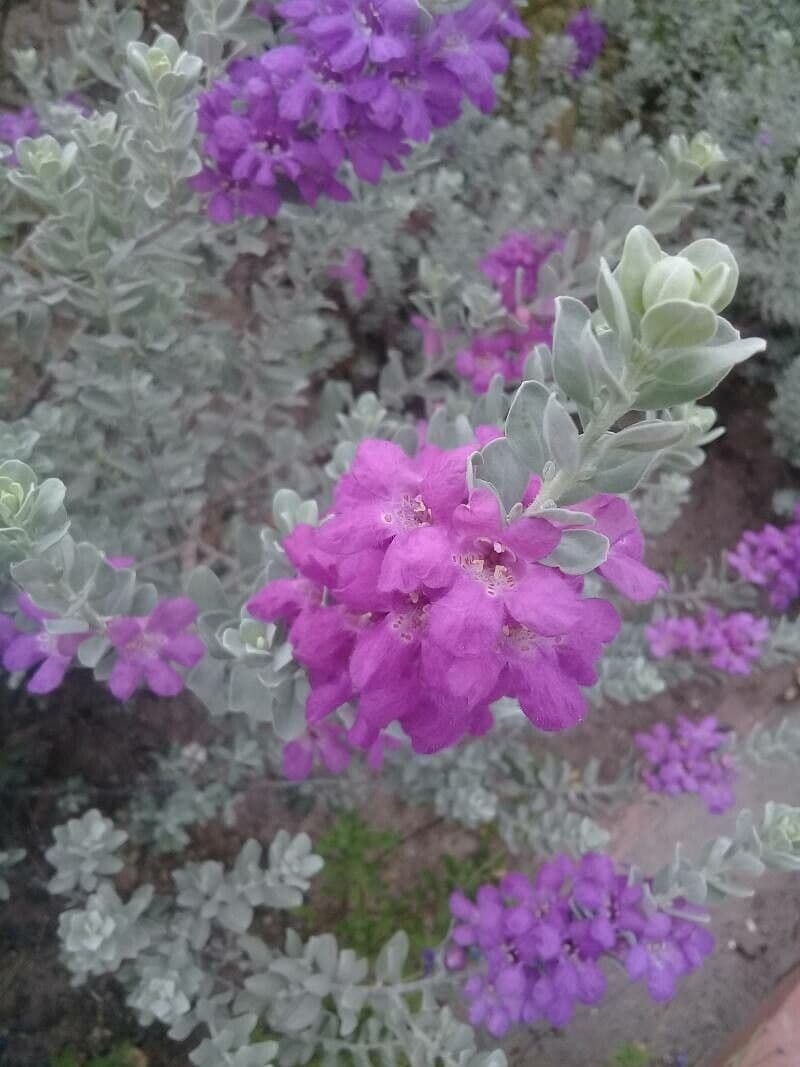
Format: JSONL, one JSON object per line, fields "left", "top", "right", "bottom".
{"left": 445, "top": 945, "right": 467, "bottom": 972}
{"left": 687, "top": 132, "right": 726, "bottom": 173}
{"left": 642, "top": 256, "right": 698, "bottom": 309}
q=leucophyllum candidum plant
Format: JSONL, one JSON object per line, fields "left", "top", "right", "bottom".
{"left": 1, "top": 0, "right": 798, "bottom": 1064}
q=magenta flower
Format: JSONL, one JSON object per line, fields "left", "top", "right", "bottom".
{"left": 577, "top": 494, "right": 666, "bottom": 603}
{"left": 565, "top": 8, "right": 607, "bottom": 78}
{"left": 330, "top": 248, "right": 369, "bottom": 302}
{"left": 2, "top": 594, "right": 85, "bottom": 695}
{"left": 282, "top": 719, "right": 353, "bottom": 779}
{"left": 249, "top": 427, "right": 662, "bottom": 755}
{"left": 107, "top": 555, "right": 136, "bottom": 570}
{"left": 480, "top": 231, "right": 564, "bottom": 312}
{"left": 455, "top": 230, "right": 564, "bottom": 393}
{"left": 106, "top": 598, "right": 205, "bottom": 701}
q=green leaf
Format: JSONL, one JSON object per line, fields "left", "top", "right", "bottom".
{"left": 541, "top": 529, "right": 610, "bottom": 574}
{"left": 640, "top": 299, "right": 717, "bottom": 351}
{"left": 374, "top": 931, "right": 409, "bottom": 982}
{"left": 597, "top": 258, "right": 633, "bottom": 355}
{"left": 542, "top": 395, "right": 579, "bottom": 474}
{"left": 504, "top": 379, "right": 551, "bottom": 475}
{"left": 469, "top": 438, "right": 529, "bottom": 514}
{"left": 606, "top": 420, "right": 687, "bottom": 452}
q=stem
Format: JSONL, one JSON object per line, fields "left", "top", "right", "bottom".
{"left": 524, "top": 389, "right": 633, "bottom": 513}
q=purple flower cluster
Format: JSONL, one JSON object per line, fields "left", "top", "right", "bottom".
{"left": 564, "top": 8, "right": 607, "bottom": 78}
{"left": 192, "top": 0, "right": 528, "bottom": 222}
{"left": 0, "top": 106, "right": 41, "bottom": 164}
{"left": 729, "top": 507, "right": 800, "bottom": 611}
{"left": 1, "top": 593, "right": 205, "bottom": 701}
{"left": 449, "top": 854, "right": 714, "bottom": 1037}
{"left": 635, "top": 715, "right": 736, "bottom": 814}
{"left": 457, "top": 231, "right": 563, "bottom": 392}
{"left": 247, "top": 433, "right": 664, "bottom": 755}
{"left": 646, "top": 609, "right": 769, "bottom": 676}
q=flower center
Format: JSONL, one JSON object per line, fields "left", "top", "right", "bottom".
{"left": 383, "top": 493, "right": 432, "bottom": 529}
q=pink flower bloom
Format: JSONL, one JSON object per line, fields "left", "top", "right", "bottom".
{"left": 577, "top": 495, "right": 666, "bottom": 602}
{"left": 2, "top": 594, "right": 84, "bottom": 695}
{"left": 330, "top": 248, "right": 369, "bottom": 302}
{"left": 107, "top": 555, "right": 136, "bottom": 570}
{"left": 249, "top": 428, "right": 654, "bottom": 755}
{"left": 106, "top": 598, "right": 205, "bottom": 700}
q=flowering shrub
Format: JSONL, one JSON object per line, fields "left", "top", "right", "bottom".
{"left": 0, "top": 0, "right": 799, "bottom": 1064}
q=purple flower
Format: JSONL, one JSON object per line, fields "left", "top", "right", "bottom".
{"left": 565, "top": 8, "right": 607, "bottom": 78}
{"left": 635, "top": 715, "right": 736, "bottom": 814}
{"left": 425, "top": 0, "right": 528, "bottom": 114}
{"left": 330, "top": 248, "right": 369, "bottom": 302}
{"left": 646, "top": 617, "right": 701, "bottom": 659}
{"left": 729, "top": 510, "right": 800, "bottom": 610}
{"left": 699, "top": 609, "right": 769, "bottom": 675}
{"left": 0, "top": 106, "right": 41, "bottom": 164}
{"left": 282, "top": 0, "right": 420, "bottom": 72}
{"left": 194, "top": 0, "right": 527, "bottom": 221}
{"left": 2, "top": 594, "right": 85, "bottom": 695}
{"left": 646, "top": 609, "right": 768, "bottom": 677}
{"left": 449, "top": 854, "right": 714, "bottom": 1039}
{"left": 106, "top": 598, "right": 205, "bottom": 700}
{"left": 625, "top": 910, "right": 713, "bottom": 1001}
